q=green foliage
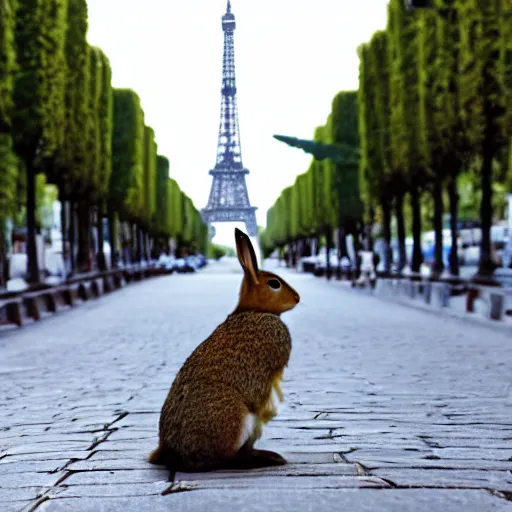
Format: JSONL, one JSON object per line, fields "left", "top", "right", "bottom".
{"left": 51, "top": 0, "right": 89, "bottom": 196}
{"left": 389, "top": 0, "right": 427, "bottom": 182}
{"left": 36, "top": 174, "right": 58, "bottom": 229}
{"left": 143, "top": 126, "right": 157, "bottom": 229}
{"left": 0, "top": 134, "right": 18, "bottom": 223}
{"left": 0, "top": 0, "right": 16, "bottom": 134}
{"left": 12, "top": 0, "right": 68, "bottom": 162}
{"left": 458, "top": 0, "right": 507, "bottom": 154}
{"left": 167, "top": 178, "right": 182, "bottom": 238}
{"left": 210, "top": 244, "right": 233, "bottom": 260}
{"left": 266, "top": 90, "right": 362, "bottom": 250}
{"left": 97, "top": 49, "right": 113, "bottom": 203}
{"left": 331, "top": 91, "right": 362, "bottom": 226}
{"left": 87, "top": 46, "right": 101, "bottom": 199}
{"left": 155, "top": 155, "right": 169, "bottom": 236}
{"left": 0, "top": 0, "right": 18, "bottom": 226}
{"left": 110, "top": 89, "right": 144, "bottom": 221}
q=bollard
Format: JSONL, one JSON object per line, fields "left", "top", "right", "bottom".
{"left": 466, "top": 287, "right": 480, "bottom": 313}
{"left": 489, "top": 293, "right": 504, "bottom": 321}
{"left": 440, "top": 283, "right": 450, "bottom": 308}
{"left": 423, "top": 282, "right": 432, "bottom": 304}
{"left": 434, "top": 283, "right": 450, "bottom": 308}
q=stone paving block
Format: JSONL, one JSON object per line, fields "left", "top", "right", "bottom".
{"left": 345, "top": 448, "right": 512, "bottom": 470}
{"left": 105, "top": 429, "right": 155, "bottom": 441}
{"left": 2, "top": 502, "right": 33, "bottom": 512}
{"left": 55, "top": 482, "right": 168, "bottom": 498}
{"left": 0, "top": 486, "right": 45, "bottom": 503}
{"left": 85, "top": 449, "right": 138, "bottom": 460}
{"left": 373, "top": 468, "right": 512, "bottom": 491}
{"left": 171, "top": 475, "right": 390, "bottom": 490}
{"left": 0, "top": 459, "right": 67, "bottom": 474}
{"left": 174, "top": 462, "right": 358, "bottom": 482}
{"left": 67, "top": 457, "right": 156, "bottom": 471}
{"left": 257, "top": 440, "right": 345, "bottom": 452}
{"left": 432, "top": 448, "right": 512, "bottom": 461}
{"left": 113, "top": 413, "right": 159, "bottom": 429}
{"left": 5, "top": 441, "right": 93, "bottom": 456}
{"left": 94, "top": 439, "right": 155, "bottom": 453}
{"left": 63, "top": 468, "right": 170, "bottom": 485}
{"left": 358, "top": 457, "right": 512, "bottom": 471}
{"left": 37, "top": 489, "right": 512, "bottom": 512}
{"left": 0, "top": 471, "right": 67, "bottom": 489}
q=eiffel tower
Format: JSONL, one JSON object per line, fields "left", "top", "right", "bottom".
{"left": 201, "top": 0, "right": 258, "bottom": 237}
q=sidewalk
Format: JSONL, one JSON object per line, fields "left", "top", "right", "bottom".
{"left": 0, "top": 260, "right": 511, "bottom": 511}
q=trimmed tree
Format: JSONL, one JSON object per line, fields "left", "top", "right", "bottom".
{"left": 109, "top": 88, "right": 144, "bottom": 266}
{"left": 142, "top": 125, "right": 157, "bottom": 259}
{"left": 458, "top": 0, "right": 508, "bottom": 278}
{"left": 155, "top": 155, "right": 170, "bottom": 250}
{"left": 389, "top": 0, "right": 428, "bottom": 273}
{"left": 96, "top": 49, "right": 113, "bottom": 270}
{"left": 0, "top": 0, "right": 18, "bottom": 287}
{"left": 331, "top": 90, "right": 363, "bottom": 273}
{"left": 12, "top": 0, "right": 68, "bottom": 283}
{"left": 47, "top": 0, "right": 90, "bottom": 276}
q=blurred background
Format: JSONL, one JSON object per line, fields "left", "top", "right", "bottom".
{"left": 0, "top": 0, "right": 511, "bottom": 293}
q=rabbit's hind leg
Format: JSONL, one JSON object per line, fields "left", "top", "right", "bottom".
{"left": 232, "top": 416, "right": 287, "bottom": 469}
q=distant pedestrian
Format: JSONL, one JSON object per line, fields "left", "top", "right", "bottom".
{"left": 355, "top": 248, "right": 376, "bottom": 287}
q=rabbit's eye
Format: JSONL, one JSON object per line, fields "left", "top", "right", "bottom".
{"left": 268, "top": 279, "right": 281, "bottom": 290}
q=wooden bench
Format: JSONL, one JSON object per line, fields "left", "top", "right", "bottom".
{"left": 22, "top": 288, "right": 59, "bottom": 321}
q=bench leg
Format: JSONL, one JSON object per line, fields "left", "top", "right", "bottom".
{"left": 7, "top": 302, "right": 23, "bottom": 327}
{"left": 45, "top": 294, "right": 57, "bottom": 313}
{"left": 78, "top": 284, "right": 89, "bottom": 301}
{"left": 25, "top": 298, "right": 41, "bottom": 321}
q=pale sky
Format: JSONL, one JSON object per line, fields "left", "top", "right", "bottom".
{"left": 87, "top": 0, "right": 388, "bottom": 246}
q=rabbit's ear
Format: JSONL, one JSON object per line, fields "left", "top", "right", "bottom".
{"left": 235, "top": 228, "right": 260, "bottom": 284}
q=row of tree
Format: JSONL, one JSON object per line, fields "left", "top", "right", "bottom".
{"left": 262, "top": 0, "right": 512, "bottom": 279}
{"left": 0, "top": 0, "right": 208, "bottom": 286}
{"left": 260, "top": 91, "right": 362, "bottom": 276}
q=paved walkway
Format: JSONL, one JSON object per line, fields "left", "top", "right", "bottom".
{"left": 0, "top": 259, "right": 511, "bottom": 511}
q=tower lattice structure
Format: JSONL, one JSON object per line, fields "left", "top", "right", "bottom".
{"left": 201, "top": 0, "right": 258, "bottom": 237}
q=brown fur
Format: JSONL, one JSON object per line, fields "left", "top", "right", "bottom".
{"left": 149, "top": 228, "right": 300, "bottom": 472}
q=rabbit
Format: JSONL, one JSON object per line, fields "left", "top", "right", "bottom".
{"left": 148, "top": 227, "right": 300, "bottom": 472}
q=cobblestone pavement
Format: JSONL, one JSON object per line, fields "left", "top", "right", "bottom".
{"left": 0, "top": 259, "right": 511, "bottom": 511}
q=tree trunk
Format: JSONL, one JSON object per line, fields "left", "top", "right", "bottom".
{"left": 146, "top": 232, "right": 151, "bottom": 261}
{"left": 108, "top": 208, "right": 118, "bottom": 269}
{"left": 137, "top": 226, "right": 144, "bottom": 264}
{"left": 338, "top": 226, "right": 349, "bottom": 280}
{"left": 381, "top": 199, "right": 392, "bottom": 275}
{"left": 410, "top": 185, "right": 423, "bottom": 274}
{"left": 60, "top": 198, "right": 70, "bottom": 278}
{"left": 325, "top": 226, "right": 333, "bottom": 280}
{"left": 68, "top": 200, "right": 77, "bottom": 275}
{"left": 76, "top": 202, "right": 92, "bottom": 273}
{"left": 25, "top": 162, "right": 40, "bottom": 284}
{"left": 97, "top": 204, "right": 107, "bottom": 271}
{"left": 351, "top": 223, "right": 362, "bottom": 283}
{"left": 0, "top": 225, "right": 7, "bottom": 289}
{"left": 432, "top": 172, "right": 445, "bottom": 278}
{"left": 477, "top": 138, "right": 495, "bottom": 278}
{"left": 447, "top": 172, "right": 460, "bottom": 276}
{"left": 395, "top": 190, "right": 407, "bottom": 272}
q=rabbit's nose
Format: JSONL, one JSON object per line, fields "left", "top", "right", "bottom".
{"left": 294, "top": 293, "right": 300, "bottom": 303}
